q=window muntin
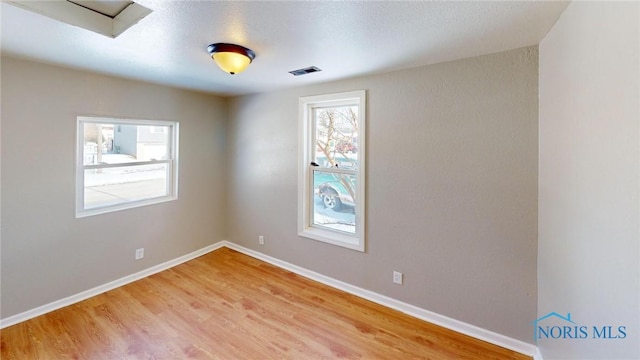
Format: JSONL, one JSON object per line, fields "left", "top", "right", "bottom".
{"left": 299, "top": 91, "right": 366, "bottom": 251}
{"left": 76, "top": 117, "right": 179, "bottom": 217}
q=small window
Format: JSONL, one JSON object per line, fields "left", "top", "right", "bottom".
{"left": 298, "top": 90, "right": 366, "bottom": 251}
{"left": 151, "top": 126, "right": 168, "bottom": 134}
{"left": 76, "top": 116, "right": 179, "bottom": 218}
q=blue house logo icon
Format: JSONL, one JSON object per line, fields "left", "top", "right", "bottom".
{"left": 534, "top": 312, "right": 575, "bottom": 326}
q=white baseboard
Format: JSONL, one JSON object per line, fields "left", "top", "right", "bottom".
{"left": 0, "top": 241, "right": 225, "bottom": 329}
{"left": 223, "top": 241, "right": 538, "bottom": 358}
{"left": 1, "top": 240, "right": 539, "bottom": 358}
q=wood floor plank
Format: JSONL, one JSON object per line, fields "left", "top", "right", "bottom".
{"left": 1, "top": 247, "right": 532, "bottom": 359}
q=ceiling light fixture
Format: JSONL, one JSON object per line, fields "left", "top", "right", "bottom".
{"left": 207, "top": 43, "right": 256, "bottom": 75}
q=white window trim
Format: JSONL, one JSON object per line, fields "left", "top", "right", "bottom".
{"left": 75, "top": 116, "right": 179, "bottom": 218}
{"left": 298, "top": 90, "right": 366, "bottom": 252}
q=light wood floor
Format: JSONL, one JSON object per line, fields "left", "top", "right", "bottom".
{"left": 1, "top": 247, "right": 531, "bottom": 359}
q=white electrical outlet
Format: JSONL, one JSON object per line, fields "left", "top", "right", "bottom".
{"left": 135, "top": 248, "right": 144, "bottom": 260}
{"left": 393, "top": 271, "right": 403, "bottom": 285}
{"left": 258, "top": 235, "right": 264, "bottom": 245}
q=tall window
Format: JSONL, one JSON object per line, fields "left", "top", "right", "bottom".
{"left": 76, "top": 116, "right": 179, "bottom": 218}
{"left": 298, "top": 90, "right": 366, "bottom": 251}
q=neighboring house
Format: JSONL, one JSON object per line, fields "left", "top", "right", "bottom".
{"left": 114, "top": 124, "right": 168, "bottom": 161}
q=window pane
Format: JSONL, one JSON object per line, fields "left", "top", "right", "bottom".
{"left": 84, "top": 163, "right": 169, "bottom": 209}
{"left": 314, "top": 106, "right": 358, "bottom": 170}
{"left": 312, "top": 169, "right": 356, "bottom": 234}
{"left": 83, "top": 123, "right": 170, "bottom": 165}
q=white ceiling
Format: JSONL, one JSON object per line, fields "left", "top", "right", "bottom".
{"left": 1, "top": 0, "right": 569, "bottom": 97}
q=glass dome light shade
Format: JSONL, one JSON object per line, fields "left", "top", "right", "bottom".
{"left": 207, "top": 43, "right": 256, "bottom": 75}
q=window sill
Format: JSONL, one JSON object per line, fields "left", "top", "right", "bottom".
{"left": 76, "top": 195, "right": 177, "bottom": 218}
{"left": 298, "top": 227, "right": 364, "bottom": 252}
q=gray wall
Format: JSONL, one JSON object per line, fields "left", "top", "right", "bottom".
{"left": 0, "top": 56, "right": 228, "bottom": 318}
{"left": 227, "top": 46, "right": 539, "bottom": 342}
{"left": 539, "top": 2, "right": 640, "bottom": 359}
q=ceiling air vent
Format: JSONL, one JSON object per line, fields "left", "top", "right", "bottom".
{"left": 289, "top": 66, "right": 322, "bottom": 76}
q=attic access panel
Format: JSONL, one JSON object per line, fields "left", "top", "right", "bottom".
{"left": 5, "top": 0, "right": 152, "bottom": 38}
{"left": 69, "top": 1, "right": 133, "bottom": 18}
